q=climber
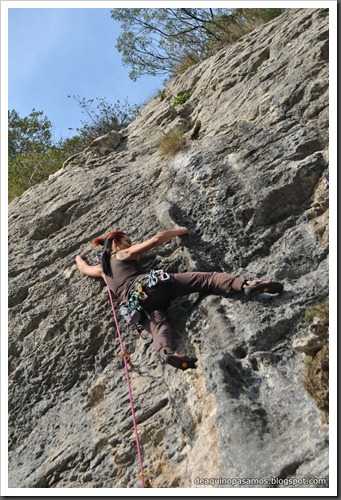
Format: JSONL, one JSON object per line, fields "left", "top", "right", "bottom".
{"left": 75, "top": 228, "right": 283, "bottom": 371}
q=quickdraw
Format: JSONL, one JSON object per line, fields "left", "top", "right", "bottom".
{"left": 148, "top": 269, "right": 170, "bottom": 287}
{"left": 140, "top": 471, "right": 153, "bottom": 487}
{"left": 119, "top": 351, "right": 132, "bottom": 363}
{"left": 119, "top": 270, "right": 171, "bottom": 343}
{"left": 119, "top": 351, "right": 141, "bottom": 372}
{"left": 134, "top": 324, "right": 147, "bottom": 340}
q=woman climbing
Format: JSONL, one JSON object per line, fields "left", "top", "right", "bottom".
{"left": 75, "top": 228, "right": 283, "bottom": 371}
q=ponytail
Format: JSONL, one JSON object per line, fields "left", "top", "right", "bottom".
{"left": 92, "top": 230, "right": 127, "bottom": 277}
{"left": 93, "top": 236, "right": 105, "bottom": 247}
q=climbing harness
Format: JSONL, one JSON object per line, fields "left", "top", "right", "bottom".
{"left": 106, "top": 285, "right": 152, "bottom": 488}
{"left": 118, "top": 269, "right": 171, "bottom": 341}
{"left": 127, "top": 269, "right": 171, "bottom": 313}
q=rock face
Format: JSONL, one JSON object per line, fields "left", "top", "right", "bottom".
{"left": 8, "top": 9, "right": 329, "bottom": 489}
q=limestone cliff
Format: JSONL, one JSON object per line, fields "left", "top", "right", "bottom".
{"left": 8, "top": 8, "right": 329, "bottom": 489}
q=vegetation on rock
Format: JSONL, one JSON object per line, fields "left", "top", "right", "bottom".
{"left": 172, "top": 91, "right": 192, "bottom": 106}
{"left": 302, "top": 298, "right": 329, "bottom": 421}
{"left": 158, "top": 127, "right": 186, "bottom": 157}
{"left": 111, "top": 8, "right": 285, "bottom": 80}
{"left": 8, "top": 97, "right": 140, "bottom": 202}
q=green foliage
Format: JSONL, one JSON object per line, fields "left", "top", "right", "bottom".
{"left": 210, "top": 8, "right": 285, "bottom": 46}
{"left": 67, "top": 95, "right": 142, "bottom": 144}
{"left": 158, "top": 127, "right": 186, "bottom": 157}
{"left": 8, "top": 108, "right": 84, "bottom": 201}
{"left": 172, "top": 91, "right": 192, "bottom": 106}
{"left": 8, "top": 109, "right": 53, "bottom": 162}
{"left": 8, "top": 97, "right": 141, "bottom": 202}
{"left": 8, "top": 133, "right": 84, "bottom": 202}
{"left": 111, "top": 8, "right": 285, "bottom": 80}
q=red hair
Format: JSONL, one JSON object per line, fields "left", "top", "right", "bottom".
{"left": 93, "top": 230, "right": 127, "bottom": 247}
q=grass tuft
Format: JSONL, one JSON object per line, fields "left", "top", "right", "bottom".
{"left": 158, "top": 127, "right": 186, "bottom": 158}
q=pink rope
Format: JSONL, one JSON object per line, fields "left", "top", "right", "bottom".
{"left": 106, "top": 285, "right": 148, "bottom": 488}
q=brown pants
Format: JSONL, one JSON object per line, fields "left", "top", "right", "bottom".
{"left": 139, "top": 272, "right": 245, "bottom": 357}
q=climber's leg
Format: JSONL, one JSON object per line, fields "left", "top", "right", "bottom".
{"left": 140, "top": 310, "right": 197, "bottom": 370}
{"left": 242, "top": 280, "right": 284, "bottom": 298}
{"left": 170, "top": 271, "right": 245, "bottom": 298}
{"left": 169, "top": 272, "right": 283, "bottom": 299}
{"left": 140, "top": 309, "right": 175, "bottom": 357}
{"left": 163, "top": 353, "right": 198, "bottom": 371}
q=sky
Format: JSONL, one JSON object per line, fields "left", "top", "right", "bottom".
{"left": 8, "top": 7, "right": 165, "bottom": 141}
{"left": 5, "top": 1, "right": 337, "bottom": 142}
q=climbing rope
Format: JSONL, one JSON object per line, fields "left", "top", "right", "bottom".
{"left": 106, "top": 285, "right": 151, "bottom": 488}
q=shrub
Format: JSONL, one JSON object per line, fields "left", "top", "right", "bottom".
{"left": 158, "top": 127, "right": 186, "bottom": 157}
{"left": 302, "top": 298, "right": 329, "bottom": 421}
{"left": 172, "top": 91, "right": 192, "bottom": 106}
{"left": 68, "top": 95, "right": 142, "bottom": 144}
{"left": 157, "top": 89, "right": 167, "bottom": 101}
{"left": 8, "top": 98, "right": 141, "bottom": 202}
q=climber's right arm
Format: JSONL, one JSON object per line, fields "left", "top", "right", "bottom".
{"left": 118, "top": 227, "right": 189, "bottom": 260}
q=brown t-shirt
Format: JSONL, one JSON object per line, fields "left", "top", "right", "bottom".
{"left": 105, "top": 255, "right": 145, "bottom": 302}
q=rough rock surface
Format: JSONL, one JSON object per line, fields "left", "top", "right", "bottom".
{"left": 8, "top": 9, "right": 329, "bottom": 489}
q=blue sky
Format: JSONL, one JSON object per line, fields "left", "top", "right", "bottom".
{"left": 8, "top": 7, "right": 165, "bottom": 141}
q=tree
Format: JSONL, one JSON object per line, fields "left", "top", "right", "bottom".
{"left": 111, "top": 8, "right": 285, "bottom": 80}
{"left": 8, "top": 136, "right": 84, "bottom": 202}
{"left": 8, "top": 98, "right": 142, "bottom": 201}
{"left": 8, "top": 109, "right": 53, "bottom": 162}
{"left": 8, "top": 109, "right": 84, "bottom": 201}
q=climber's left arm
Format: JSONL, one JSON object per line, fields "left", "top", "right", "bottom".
{"left": 75, "top": 255, "right": 104, "bottom": 278}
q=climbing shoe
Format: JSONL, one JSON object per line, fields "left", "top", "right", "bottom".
{"left": 164, "top": 353, "right": 198, "bottom": 371}
{"left": 243, "top": 280, "right": 283, "bottom": 299}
